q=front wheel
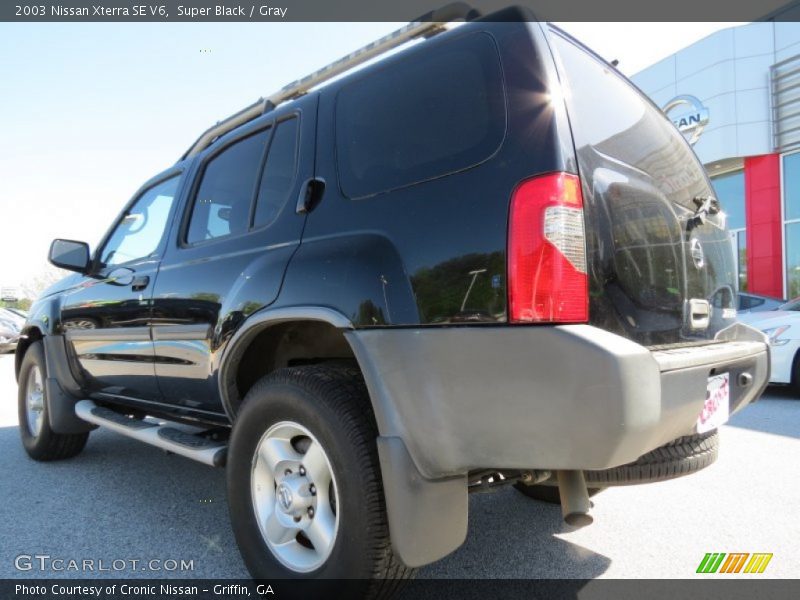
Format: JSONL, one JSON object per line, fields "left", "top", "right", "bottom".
{"left": 227, "top": 365, "right": 413, "bottom": 595}
{"left": 18, "top": 341, "right": 89, "bottom": 461}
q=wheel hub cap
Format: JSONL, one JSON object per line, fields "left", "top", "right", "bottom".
{"left": 25, "top": 365, "right": 45, "bottom": 438}
{"left": 251, "top": 421, "right": 339, "bottom": 573}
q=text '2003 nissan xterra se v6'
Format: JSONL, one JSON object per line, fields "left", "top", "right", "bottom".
{"left": 15, "top": 4, "right": 769, "bottom": 593}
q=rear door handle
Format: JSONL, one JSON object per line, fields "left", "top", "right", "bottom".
{"left": 131, "top": 275, "right": 150, "bottom": 291}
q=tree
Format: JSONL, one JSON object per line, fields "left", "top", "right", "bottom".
{"left": 18, "top": 264, "right": 68, "bottom": 300}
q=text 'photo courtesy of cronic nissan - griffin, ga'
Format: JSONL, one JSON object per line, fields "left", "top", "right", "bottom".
{"left": 6, "top": 3, "right": 779, "bottom": 599}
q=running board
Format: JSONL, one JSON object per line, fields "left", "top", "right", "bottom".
{"left": 74, "top": 400, "right": 227, "bottom": 467}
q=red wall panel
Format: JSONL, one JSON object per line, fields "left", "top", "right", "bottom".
{"left": 744, "top": 154, "right": 783, "bottom": 298}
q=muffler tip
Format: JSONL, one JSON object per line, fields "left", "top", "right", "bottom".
{"left": 563, "top": 512, "right": 594, "bottom": 528}
{"left": 557, "top": 470, "right": 593, "bottom": 528}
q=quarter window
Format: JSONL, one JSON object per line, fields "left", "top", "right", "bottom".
{"left": 186, "top": 129, "right": 270, "bottom": 244}
{"left": 335, "top": 32, "right": 506, "bottom": 199}
{"left": 101, "top": 176, "right": 180, "bottom": 266}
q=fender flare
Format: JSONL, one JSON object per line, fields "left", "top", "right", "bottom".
{"left": 216, "top": 305, "right": 354, "bottom": 420}
{"left": 42, "top": 335, "right": 96, "bottom": 434}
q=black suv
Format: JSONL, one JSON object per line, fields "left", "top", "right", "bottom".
{"left": 15, "top": 6, "right": 769, "bottom": 590}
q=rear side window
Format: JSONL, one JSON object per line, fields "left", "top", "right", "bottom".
{"left": 335, "top": 32, "right": 506, "bottom": 199}
{"left": 186, "top": 129, "right": 269, "bottom": 244}
{"left": 254, "top": 117, "right": 299, "bottom": 228}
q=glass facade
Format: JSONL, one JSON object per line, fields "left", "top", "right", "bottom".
{"left": 786, "top": 222, "right": 800, "bottom": 299}
{"left": 784, "top": 153, "right": 800, "bottom": 220}
{"left": 712, "top": 171, "right": 746, "bottom": 230}
{"left": 711, "top": 170, "right": 747, "bottom": 291}
{"left": 737, "top": 231, "right": 747, "bottom": 292}
{"left": 785, "top": 153, "right": 800, "bottom": 299}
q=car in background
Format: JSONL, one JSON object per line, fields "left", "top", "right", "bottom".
{"left": 737, "top": 292, "right": 784, "bottom": 314}
{"left": 4, "top": 307, "right": 28, "bottom": 320}
{"left": 0, "top": 311, "right": 21, "bottom": 353}
{"left": 777, "top": 297, "right": 800, "bottom": 312}
{"left": 0, "top": 308, "right": 25, "bottom": 326}
{"left": 739, "top": 298, "right": 800, "bottom": 389}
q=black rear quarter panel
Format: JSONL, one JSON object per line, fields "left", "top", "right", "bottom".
{"left": 281, "top": 20, "right": 574, "bottom": 327}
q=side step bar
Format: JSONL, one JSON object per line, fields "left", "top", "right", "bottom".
{"left": 75, "top": 400, "right": 227, "bottom": 467}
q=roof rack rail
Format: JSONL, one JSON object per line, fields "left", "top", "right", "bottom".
{"left": 180, "top": 2, "right": 480, "bottom": 161}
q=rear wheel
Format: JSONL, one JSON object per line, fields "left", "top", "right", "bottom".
{"left": 227, "top": 365, "right": 413, "bottom": 595}
{"left": 18, "top": 341, "right": 89, "bottom": 461}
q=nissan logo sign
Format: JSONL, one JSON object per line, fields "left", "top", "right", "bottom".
{"left": 663, "top": 95, "right": 710, "bottom": 145}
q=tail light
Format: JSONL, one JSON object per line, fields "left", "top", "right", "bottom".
{"left": 508, "top": 172, "right": 588, "bottom": 323}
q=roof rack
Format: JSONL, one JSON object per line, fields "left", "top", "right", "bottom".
{"left": 180, "top": 2, "right": 480, "bottom": 161}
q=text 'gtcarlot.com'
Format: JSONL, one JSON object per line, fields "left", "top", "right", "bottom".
{"left": 14, "top": 554, "right": 194, "bottom": 572}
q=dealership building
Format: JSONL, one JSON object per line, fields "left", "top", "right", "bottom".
{"left": 631, "top": 22, "right": 800, "bottom": 300}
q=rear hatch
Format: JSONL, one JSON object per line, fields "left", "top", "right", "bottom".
{"left": 547, "top": 28, "right": 737, "bottom": 346}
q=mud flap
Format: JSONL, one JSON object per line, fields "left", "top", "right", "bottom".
{"left": 377, "top": 436, "right": 467, "bottom": 567}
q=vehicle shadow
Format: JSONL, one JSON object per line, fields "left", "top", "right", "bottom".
{"left": 760, "top": 384, "right": 798, "bottom": 400}
{"left": 0, "top": 425, "right": 249, "bottom": 578}
{"left": 420, "top": 487, "right": 609, "bottom": 579}
{"left": 726, "top": 387, "right": 800, "bottom": 440}
{"left": 408, "top": 487, "right": 611, "bottom": 599}
{"left": 1, "top": 423, "right": 609, "bottom": 590}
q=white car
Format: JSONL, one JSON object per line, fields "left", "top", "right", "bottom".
{"left": 739, "top": 300, "right": 800, "bottom": 387}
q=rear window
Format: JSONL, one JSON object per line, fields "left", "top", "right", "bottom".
{"left": 548, "top": 30, "right": 716, "bottom": 218}
{"left": 335, "top": 32, "right": 506, "bottom": 199}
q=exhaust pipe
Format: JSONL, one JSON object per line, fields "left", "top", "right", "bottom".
{"left": 557, "top": 470, "right": 593, "bottom": 527}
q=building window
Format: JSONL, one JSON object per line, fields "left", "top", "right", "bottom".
{"left": 735, "top": 232, "right": 747, "bottom": 292}
{"left": 711, "top": 170, "right": 746, "bottom": 291}
{"left": 784, "top": 153, "right": 800, "bottom": 299}
{"left": 786, "top": 223, "right": 800, "bottom": 299}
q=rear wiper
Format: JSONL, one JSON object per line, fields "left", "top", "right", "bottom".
{"left": 687, "top": 195, "right": 720, "bottom": 231}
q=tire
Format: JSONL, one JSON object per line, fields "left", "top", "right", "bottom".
{"left": 791, "top": 350, "right": 800, "bottom": 394}
{"left": 584, "top": 430, "right": 719, "bottom": 486}
{"left": 227, "top": 364, "right": 414, "bottom": 596}
{"left": 514, "top": 430, "right": 719, "bottom": 502}
{"left": 514, "top": 483, "right": 604, "bottom": 504}
{"left": 18, "top": 341, "right": 89, "bottom": 461}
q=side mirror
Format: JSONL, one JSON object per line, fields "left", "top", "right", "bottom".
{"left": 49, "top": 239, "right": 91, "bottom": 273}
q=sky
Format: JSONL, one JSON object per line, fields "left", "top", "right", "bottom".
{"left": 0, "top": 21, "right": 744, "bottom": 291}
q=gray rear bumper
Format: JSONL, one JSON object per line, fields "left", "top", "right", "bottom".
{"left": 347, "top": 322, "right": 768, "bottom": 479}
{"left": 345, "top": 322, "right": 768, "bottom": 567}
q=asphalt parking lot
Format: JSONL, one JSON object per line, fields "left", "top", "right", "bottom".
{"left": 1, "top": 352, "right": 798, "bottom": 580}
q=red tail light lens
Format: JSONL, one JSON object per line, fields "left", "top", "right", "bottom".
{"left": 508, "top": 172, "right": 588, "bottom": 323}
